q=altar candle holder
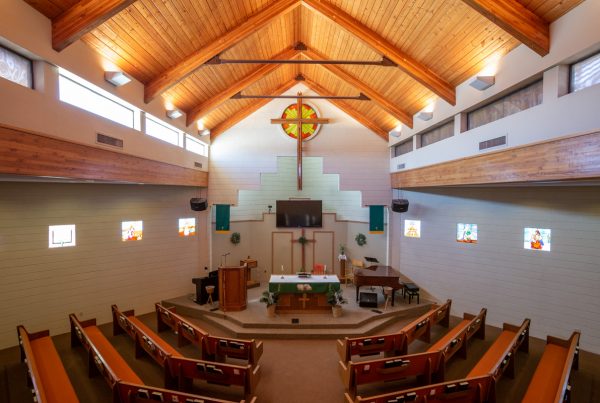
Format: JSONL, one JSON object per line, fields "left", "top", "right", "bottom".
{"left": 281, "top": 265, "right": 285, "bottom": 279}
{"left": 323, "top": 265, "right": 327, "bottom": 279}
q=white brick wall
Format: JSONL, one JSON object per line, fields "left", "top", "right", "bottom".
{"left": 0, "top": 182, "right": 208, "bottom": 349}
{"left": 390, "top": 186, "right": 600, "bottom": 353}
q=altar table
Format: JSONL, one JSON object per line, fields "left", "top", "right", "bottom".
{"left": 268, "top": 275, "right": 341, "bottom": 313}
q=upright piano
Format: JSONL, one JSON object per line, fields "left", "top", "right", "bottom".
{"left": 354, "top": 265, "right": 402, "bottom": 306}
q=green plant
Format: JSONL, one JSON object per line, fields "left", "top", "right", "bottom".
{"left": 259, "top": 291, "right": 279, "bottom": 306}
{"left": 327, "top": 287, "right": 347, "bottom": 306}
{"left": 230, "top": 232, "right": 241, "bottom": 245}
{"left": 355, "top": 233, "right": 367, "bottom": 246}
{"left": 339, "top": 243, "right": 346, "bottom": 255}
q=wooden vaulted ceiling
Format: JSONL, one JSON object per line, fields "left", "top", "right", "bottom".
{"left": 25, "top": 0, "right": 583, "bottom": 141}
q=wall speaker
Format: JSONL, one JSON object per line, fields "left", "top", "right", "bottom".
{"left": 190, "top": 198, "right": 207, "bottom": 211}
{"left": 391, "top": 199, "right": 409, "bottom": 213}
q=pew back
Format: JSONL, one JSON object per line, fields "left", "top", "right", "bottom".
{"left": 340, "top": 350, "right": 445, "bottom": 397}
{"left": 116, "top": 381, "right": 257, "bottom": 403}
{"left": 347, "top": 375, "right": 495, "bottom": 403}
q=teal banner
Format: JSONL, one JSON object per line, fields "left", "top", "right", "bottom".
{"left": 369, "top": 205, "right": 385, "bottom": 233}
{"left": 215, "top": 204, "right": 230, "bottom": 232}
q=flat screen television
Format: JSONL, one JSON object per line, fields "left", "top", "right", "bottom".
{"left": 276, "top": 200, "right": 322, "bottom": 228}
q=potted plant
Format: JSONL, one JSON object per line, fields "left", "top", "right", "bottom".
{"left": 260, "top": 290, "right": 279, "bottom": 317}
{"left": 338, "top": 243, "right": 347, "bottom": 261}
{"left": 230, "top": 232, "right": 241, "bottom": 245}
{"left": 327, "top": 287, "right": 347, "bottom": 318}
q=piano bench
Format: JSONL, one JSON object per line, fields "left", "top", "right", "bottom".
{"left": 402, "top": 283, "right": 420, "bottom": 304}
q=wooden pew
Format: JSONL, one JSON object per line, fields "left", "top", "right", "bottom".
{"left": 156, "top": 303, "right": 263, "bottom": 366}
{"left": 339, "top": 350, "right": 446, "bottom": 398}
{"left": 426, "top": 308, "right": 487, "bottom": 362}
{"left": 114, "top": 305, "right": 260, "bottom": 399}
{"left": 72, "top": 313, "right": 249, "bottom": 403}
{"left": 522, "top": 331, "right": 580, "bottom": 403}
{"left": 337, "top": 299, "right": 452, "bottom": 362}
{"left": 344, "top": 375, "right": 495, "bottom": 403}
{"left": 70, "top": 313, "right": 143, "bottom": 389}
{"left": 17, "top": 325, "right": 79, "bottom": 403}
{"left": 116, "top": 381, "right": 257, "bottom": 403}
{"left": 467, "top": 318, "right": 530, "bottom": 382}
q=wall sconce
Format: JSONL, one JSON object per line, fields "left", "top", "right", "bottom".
{"left": 166, "top": 108, "right": 183, "bottom": 119}
{"left": 390, "top": 124, "right": 402, "bottom": 137}
{"left": 198, "top": 129, "right": 210, "bottom": 136}
{"left": 417, "top": 111, "right": 433, "bottom": 121}
{"left": 104, "top": 71, "right": 131, "bottom": 87}
{"left": 470, "top": 75, "right": 495, "bottom": 91}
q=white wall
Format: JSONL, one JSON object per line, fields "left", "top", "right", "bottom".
{"left": 0, "top": 182, "right": 209, "bottom": 349}
{"left": 390, "top": 186, "right": 600, "bottom": 353}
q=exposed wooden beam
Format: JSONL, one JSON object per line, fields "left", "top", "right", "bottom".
{"left": 304, "top": 49, "right": 413, "bottom": 128}
{"left": 303, "top": 78, "right": 388, "bottom": 141}
{"left": 0, "top": 124, "right": 208, "bottom": 187}
{"left": 52, "top": 0, "right": 137, "bottom": 52}
{"left": 461, "top": 0, "right": 549, "bottom": 56}
{"left": 210, "top": 79, "right": 298, "bottom": 141}
{"left": 186, "top": 48, "right": 298, "bottom": 126}
{"left": 302, "top": 0, "right": 455, "bottom": 105}
{"left": 391, "top": 130, "right": 600, "bottom": 188}
{"left": 145, "top": 0, "right": 300, "bottom": 103}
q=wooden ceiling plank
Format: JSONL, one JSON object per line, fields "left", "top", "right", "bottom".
{"left": 303, "top": 77, "right": 388, "bottom": 140}
{"left": 210, "top": 79, "right": 298, "bottom": 140}
{"left": 304, "top": 49, "right": 412, "bottom": 128}
{"left": 302, "top": 0, "right": 455, "bottom": 105}
{"left": 461, "top": 0, "right": 549, "bottom": 56}
{"left": 186, "top": 47, "right": 299, "bottom": 126}
{"left": 144, "top": 0, "right": 301, "bottom": 103}
{"left": 52, "top": 0, "right": 137, "bottom": 51}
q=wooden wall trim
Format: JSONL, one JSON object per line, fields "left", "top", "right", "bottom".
{"left": 0, "top": 124, "right": 208, "bottom": 187}
{"left": 391, "top": 130, "right": 600, "bottom": 188}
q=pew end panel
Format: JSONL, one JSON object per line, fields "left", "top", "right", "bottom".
{"left": 337, "top": 337, "right": 350, "bottom": 362}
{"left": 338, "top": 360, "right": 354, "bottom": 395}
{"left": 112, "top": 305, "right": 135, "bottom": 336}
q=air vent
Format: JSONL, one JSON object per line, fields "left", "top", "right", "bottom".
{"left": 397, "top": 163, "right": 406, "bottom": 170}
{"left": 194, "top": 162, "right": 203, "bottom": 168}
{"left": 479, "top": 135, "right": 506, "bottom": 151}
{"left": 96, "top": 133, "right": 123, "bottom": 148}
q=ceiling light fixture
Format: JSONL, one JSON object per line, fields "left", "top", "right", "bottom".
{"left": 104, "top": 71, "right": 131, "bottom": 87}
{"left": 166, "top": 108, "right": 183, "bottom": 119}
{"left": 198, "top": 129, "right": 210, "bottom": 136}
{"left": 417, "top": 111, "right": 433, "bottom": 121}
{"left": 470, "top": 75, "right": 495, "bottom": 91}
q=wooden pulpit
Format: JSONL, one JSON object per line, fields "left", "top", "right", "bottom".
{"left": 218, "top": 265, "right": 247, "bottom": 311}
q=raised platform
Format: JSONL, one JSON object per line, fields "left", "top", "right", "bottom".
{"left": 162, "top": 285, "right": 436, "bottom": 339}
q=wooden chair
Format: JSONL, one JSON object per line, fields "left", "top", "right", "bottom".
{"left": 312, "top": 263, "right": 325, "bottom": 275}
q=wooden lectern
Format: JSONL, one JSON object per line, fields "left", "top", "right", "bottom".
{"left": 218, "top": 266, "right": 247, "bottom": 311}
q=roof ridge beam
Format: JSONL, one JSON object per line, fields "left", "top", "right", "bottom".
{"left": 303, "top": 49, "right": 413, "bottom": 128}
{"left": 301, "top": 0, "right": 455, "bottom": 105}
{"left": 461, "top": 0, "right": 549, "bottom": 56}
{"left": 145, "top": 0, "right": 301, "bottom": 103}
{"left": 303, "top": 77, "right": 388, "bottom": 140}
{"left": 186, "top": 47, "right": 299, "bottom": 126}
{"left": 52, "top": 0, "right": 137, "bottom": 51}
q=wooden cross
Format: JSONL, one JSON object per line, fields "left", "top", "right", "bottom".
{"left": 291, "top": 228, "right": 315, "bottom": 271}
{"left": 271, "top": 92, "right": 330, "bottom": 190}
{"left": 298, "top": 293, "right": 310, "bottom": 309}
